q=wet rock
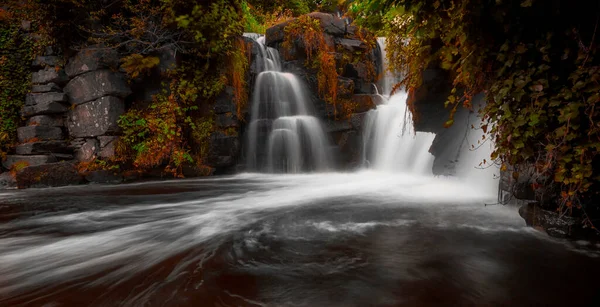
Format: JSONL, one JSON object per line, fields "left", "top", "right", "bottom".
{"left": 85, "top": 170, "right": 123, "bottom": 184}
{"left": 31, "top": 67, "right": 69, "bottom": 85}
{"left": 0, "top": 172, "right": 17, "bottom": 189}
{"left": 409, "top": 68, "right": 454, "bottom": 134}
{"left": 27, "top": 115, "right": 64, "bottom": 127}
{"left": 21, "top": 101, "right": 68, "bottom": 117}
{"left": 17, "top": 126, "right": 63, "bottom": 142}
{"left": 64, "top": 70, "right": 131, "bottom": 105}
{"left": 97, "top": 136, "right": 119, "bottom": 159}
{"left": 32, "top": 56, "right": 61, "bottom": 68}
{"left": 207, "top": 132, "right": 240, "bottom": 168}
{"left": 216, "top": 113, "right": 239, "bottom": 128}
{"left": 337, "top": 130, "right": 362, "bottom": 167}
{"left": 15, "top": 162, "right": 83, "bottom": 189}
{"left": 349, "top": 111, "right": 369, "bottom": 130}
{"left": 68, "top": 96, "right": 125, "bottom": 138}
{"left": 31, "top": 83, "right": 61, "bottom": 93}
{"left": 352, "top": 94, "right": 382, "bottom": 113}
{"left": 336, "top": 38, "right": 367, "bottom": 52}
{"left": 519, "top": 203, "right": 579, "bottom": 238}
{"left": 337, "top": 77, "right": 355, "bottom": 99}
{"left": 2, "top": 155, "right": 57, "bottom": 169}
{"left": 214, "top": 86, "right": 236, "bottom": 114}
{"left": 325, "top": 120, "right": 352, "bottom": 133}
{"left": 65, "top": 48, "right": 120, "bottom": 78}
{"left": 25, "top": 92, "right": 67, "bottom": 106}
{"left": 15, "top": 141, "right": 70, "bottom": 155}
{"left": 307, "top": 12, "right": 346, "bottom": 36}
{"left": 74, "top": 139, "right": 98, "bottom": 162}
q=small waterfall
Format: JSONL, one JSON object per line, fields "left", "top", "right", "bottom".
{"left": 244, "top": 34, "right": 333, "bottom": 173}
{"left": 362, "top": 92, "right": 436, "bottom": 174}
{"left": 376, "top": 37, "right": 396, "bottom": 96}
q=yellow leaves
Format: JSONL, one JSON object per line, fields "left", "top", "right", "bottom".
{"left": 121, "top": 54, "right": 160, "bottom": 78}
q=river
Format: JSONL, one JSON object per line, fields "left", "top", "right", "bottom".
{"left": 1, "top": 172, "right": 599, "bottom": 306}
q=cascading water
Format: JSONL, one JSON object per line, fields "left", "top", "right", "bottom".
{"left": 362, "top": 38, "right": 436, "bottom": 174}
{"left": 244, "top": 34, "right": 332, "bottom": 173}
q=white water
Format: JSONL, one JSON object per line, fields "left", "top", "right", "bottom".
{"left": 244, "top": 35, "right": 332, "bottom": 173}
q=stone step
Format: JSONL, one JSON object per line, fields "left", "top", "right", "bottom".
{"left": 21, "top": 101, "right": 68, "bottom": 117}
{"left": 31, "top": 83, "right": 61, "bottom": 93}
{"left": 25, "top": 92, "right": 67, "bottom": 106}
{"left": 27, "top": 115, "right": 64, "bottom": 127}
{"left": 32, "top": 67, "right": 69, "bottom": 85}
{"left": 15, "top": 141, "right": 71, "bottom": 155}
{"left": 2, "top": 155, "right": 57, "bottom": 169}
{"left": 17, "top": 126, "right": 63, "bottom": 142}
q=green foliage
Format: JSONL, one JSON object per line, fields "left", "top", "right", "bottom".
{"left": 121, "top": 54, "right": 160, "bottom": 78}
{"left": 351, "top": 0, "right": 600, "bottom": 219}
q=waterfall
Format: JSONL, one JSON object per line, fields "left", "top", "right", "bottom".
{"left": 376, "top": 37, "right": 396, "bottom": 97}
{"left": 362, "top": 92, "right": 436, "bottom": 174}
{"left": 244, "top": 34, "right": 333, "bottom": 173}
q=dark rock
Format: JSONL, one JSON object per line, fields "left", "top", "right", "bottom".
{"left": 0, "top": 172, "right": 16, "bottom": 189}
{"left": 349, "top": 111, "right": 369, "bottom": 130}
{"left": 216, "top": 113, "right": 239, "bottom": 128}
{"left": 409, "top": 68, "right": 453, "bottom": 134}
{"left": 64, "top": 70, "right": 132, "bottom": 105}
{"left": 15, "top": 141, "right": 70, "bottom": 155}
{"left": 519, "top": 203, "right": 579, "bottom": 238}
{"left": 265, "top": 19, "right": 296, "bottom": 46}
{"left": 21, "top": 101, "right": 68, "bottom": 117}
{"left": 207, "top": 132, "right": 240, "bottom": 168}
{"left": 85, "top": 170, "right": 123, "bottom": 184}
{"left": 31, "top": 67, "right": 69, "bottom": 85}
{"left": 32, "top": 56, "right": 61, "bottom": 68}
{"left": 337, "top": 77, "right": 355, "bottom": 99}
{"left": 181, "top": 164, "right": 215, "bottom": 177}
{"left": 97, "top": 136, "right": 119, "bottom": 159}
{"left": 343, "top": 62, "right": 371, "bottom": 80}
{"left": 337, "top": 130, "right": 362, "bottom": 167}
{"left": 2, "top": 155, "right": 57, "bottom": 169}
{"left": 15, "top": 162, "right": 83, "bottom": 189}
{"left": 68, "top": 96, "right": 125, "bottom": 138}
{"left": 31, "top": 83, "right": 61, "bottom": 93}
{"left": 307, "top": 12, "right": 346, "bottom": 36}
{"left": 325, "top": 119, "right": 352, "bottom": 133}
{"left": 17, "top": 126, "right": 63, "bottom": 142}
{"left": 336, "top": 38, "right": 367, "bottom": 52}
{"left": 352, "top": 94, "right": 382, "bottom": 113}
{"left": 25, "top": 92, "right": 67, "bottom": 106}
{"left": 65, "top": 48, "right": 120, "bottom": 78}
{"left": 214, "top": 86, "right": 236, "bottom": 114}
{"left": 75, "top": 139, "right": 99, "bottom": 162}
{"left": 27, "top": 115, "right": 64, "bottom": 127}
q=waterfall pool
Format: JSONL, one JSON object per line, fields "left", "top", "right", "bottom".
{"left": 1, "top": 172, "right": 599, "bottom": 306}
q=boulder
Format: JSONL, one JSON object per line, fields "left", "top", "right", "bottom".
{"left": 27, "top": 115, "right": 64, "bottom": 127}
{"left": 214, "top": 86, "right": 236, "bottom": 114}
{"left": 336, "top": 38, "right": 367, "bottom": 52}
{"left": 337, "top": 77, "right": 355, "bottom": 99}
{"left": 349, "top": 111, "right": 369, "bottom": 130}
{"left": 15, "top": 162, "right": 83, "bottom": 189}
{"left": 85, "top": 170, "right": 123, "bottom": 184}
{"left": 25, "top": 92, "right": 67, "bottom": 106}
{"left": 21, "top": 101, "right": 68, "bottom": 117}
{"left": 68, "top": 96, "right": 125, "bottom": 137}
{"left": 97, "top": 136, "right": 119, "bottom": 159}
{"left": 15, "top": 141, "right": 70, "bottom": 155}
{"left": 65, "top": 48, "right": 120, "bottom": 78}
{"left": 31, "top": 83, "right": 61, "bottom": 93}
{"left": 207, "top": 132, "right": 240, "bottom": 168}
{"left": 64, "top": 70, "right": 132, "bottom": 105}
{"left": 307, "top": 12, "right": 346, "bottom": 36}
{"left": 17, "top": 126, "right": 63, "bottom": 142}
{"left": 352, "top": 94, "right": 382, "bottom": 113}
{"left": 2, "top": 155, "right": 57, "bottom": 169}
{"left": 409, "top": 68, "right": 453, "bottom": 134}
{"left": 337, "top": 130, "right": 362, "bottom": 167}
{"left": 75, "top": 138, "right": 98, "bottom": 162}
{"left": 343, "top": 62, "right": 372, "bottom": 81}
{"left": 32, "top": 55, "right": 61, "bottom": 68}
{"left": 324, "top": 119, "right": 352, "bottom": 133}
{"left": 31, "top": 67, "right": 69, "bottom": 85}
{"left": 265, "top": 19, "right": 296, "bottom": 46}
{"left": 0, "top": 172, "right": 17, "bottom": 189}
{"left": 216, "top": 113, "right": 239, "bottom": 128}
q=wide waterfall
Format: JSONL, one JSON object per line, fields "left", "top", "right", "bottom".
{"left": 244, "top": 34, "right": 332, "bottom": 173}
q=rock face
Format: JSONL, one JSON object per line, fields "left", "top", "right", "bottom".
{"left": 17, "top": 126, "right": 63, "bottom": 142}
{"left": 207, "top": 132, "right": 241, "bottom": 169}
{"left": 31, "top": 67, "right": 69, "bottom": 85}
{"left": 64, "top": 70, "right": 131, "bottom": 105}
{"left": 15, "top": 162, "right": 83, "bottom": 189}
{"left": 2, "top": 155, "right": 57, "bottom": 169}
{"left": 65, "top": 48, "right": 120, "bottom": 78}
{"left": 68, "top": 96, "right": 124, "bottom": 138}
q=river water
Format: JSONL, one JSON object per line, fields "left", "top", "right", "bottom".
{"left": 1, "top": 172, "right": 599, "bottom": 306}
